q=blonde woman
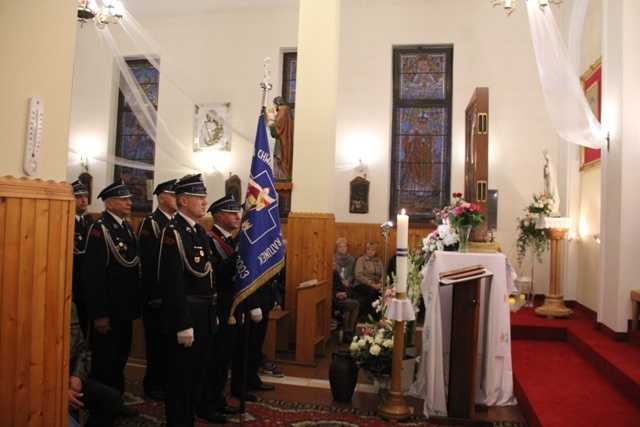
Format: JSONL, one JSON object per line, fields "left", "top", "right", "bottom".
{"left": 354, "top": 242, "right": 384, "bottom": 321}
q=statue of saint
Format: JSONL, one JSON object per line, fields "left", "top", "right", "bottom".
{"left": 543, "top": 150, "right": 560, "bottom": 214}
{"left": 268, "top": 96, "right": 294, "bottom": 180}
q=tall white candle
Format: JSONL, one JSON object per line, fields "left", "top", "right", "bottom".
{"left": 396, "top": 209, "right": 409, "bottom": 293}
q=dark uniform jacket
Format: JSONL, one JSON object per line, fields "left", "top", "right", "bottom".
{"left": 72, "top": 214, "right": 94, "bottom": 304}
{"left": 83, "top": 212, "right": 141, "bottom": 322}
{"left": 159, "top": 214, "right": 218, "bottom": 338}
{"left": 208, "top": 227, "right": 245, "bottom": 322}
{"left": 137, "top": 209, "right": 172, "bottom": 302}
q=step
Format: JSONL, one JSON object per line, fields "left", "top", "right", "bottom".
{"left": 511, "top": 339, "right": 640, "bottom": 427}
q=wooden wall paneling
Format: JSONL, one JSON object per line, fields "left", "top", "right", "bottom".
{"left": 0, "top": 196, "right": 21, "bottom": 425}
{"left": 0, "top": 177, "right": 74, "bottom": 426}
{"left": 16, "top": 197, "right": 36, "bottom": 424}
{"left": 29, "top": 198, "right": 51, "bottom": 423}
{"left": 285, "top": 213, "right": 334, "bottom": 353}
{"left": 44, "top": 199, "right": 74, "bottom": 423}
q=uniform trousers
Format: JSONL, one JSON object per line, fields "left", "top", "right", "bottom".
{"left": 230, "top": 317, "right": 268, "bottom": 394}
{"left": 89, "top": 320, "right": 133, "bottom": 394}
{"left": 142, "top": 304, "right": 168, "bottom": 394}
{"left": 198, "top": 321, "right": 238, "bottom": 414}
{"left": 165, "top": 334, "right": 213, "bottom": 427}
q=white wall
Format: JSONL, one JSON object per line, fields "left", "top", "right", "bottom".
{"left": 1, "top": 0, "right": 78, "bottom": 181}
{"left": 68, "top": 0, "right": 561, "bottom": 289}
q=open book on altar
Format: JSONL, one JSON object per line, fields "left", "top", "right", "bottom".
{"left": 439, "top": 264, "right": 493, "bottom": 285}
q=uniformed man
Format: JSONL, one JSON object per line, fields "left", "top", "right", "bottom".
{"left": 71, "top": 180, "right": 94, "bottom": 339}
{"left": 197, "top": 194, "right": 244, "bottom": 418}
{"left": 157, "top": 174, "right": 221, "bottom": 426}
{"left": 137, "top": 178, "right": 178, "bottom": 402}
{"left": 83, "top": 179, "right": 141, "bottom": 418}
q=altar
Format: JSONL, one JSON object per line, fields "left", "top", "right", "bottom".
{"left": 408, "top": 251, "right": 518, "bottom": 417}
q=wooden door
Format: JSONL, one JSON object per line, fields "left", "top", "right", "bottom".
{"left": 464, "top": 88, "right": 489, "bottom": 242}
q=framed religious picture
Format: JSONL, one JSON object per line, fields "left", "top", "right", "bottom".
{"left": 349, "top": 176, "right": 369, "bottom": 214}
{"left": 580, "top": 58, "right": 602, "bottom": 170}
{"left": 193, "top": 102, "right": 231, "bottom": 152}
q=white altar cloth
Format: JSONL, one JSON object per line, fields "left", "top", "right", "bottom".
{"left": 408, "top": 251, "right": 518, "bottom": 417}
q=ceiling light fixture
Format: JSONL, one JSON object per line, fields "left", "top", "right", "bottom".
{"left": 490, "top": 0, "right": 562, "bottom": 17}
{"left": 78, "top": 0, "right": 123, "bottom": 29}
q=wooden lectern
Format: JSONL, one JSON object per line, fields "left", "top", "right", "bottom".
{"left": 439, "top": 266, "right": 493, "bottom": 422}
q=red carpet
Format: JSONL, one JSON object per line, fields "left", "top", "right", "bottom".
{"left": 510, "top": 305, "right": 640, "bottom": 427}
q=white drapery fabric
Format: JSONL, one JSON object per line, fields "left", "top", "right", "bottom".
{"left": 70, "top": 7, "right": 256, "bottom": 174}
{"left": 526, "top": 1, "right": 607, "bottom": 149}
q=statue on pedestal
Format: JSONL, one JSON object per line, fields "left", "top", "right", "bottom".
{"left": 543, "top": 150, "right": 560, "bottom": 215}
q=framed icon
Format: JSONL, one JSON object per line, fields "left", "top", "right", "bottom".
{"left": 349, "top": 176, "right": 369, "bottom": 214}
{"left": 194, "top": 102, "right": 231, "bottom": 152}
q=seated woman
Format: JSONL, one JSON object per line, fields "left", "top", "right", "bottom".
{"left": 332, "top": 261, "right": 359, "bottom": 344}
{"left": 353, "top": 241, "right": 385, "bottom": 321}
{"left": 334, "top": 237, "right": 355, "bottom": 288}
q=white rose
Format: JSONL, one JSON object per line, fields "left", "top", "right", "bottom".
{"left": 350, "top": 342, "right": 359, "bottom": 351}
{"left": 382, "top": 339, "right": 394, "bottom": 348}
{"left": 369, "top": 344, "right": 381, "bottom": 356}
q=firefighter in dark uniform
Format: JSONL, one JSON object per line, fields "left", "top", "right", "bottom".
{"left": 158, "top": 174, "right": 220, "bottom": 426}
{"left": 83, "top": 179, "right": 140, "bottom": 418}
{"left": 71, "top": 180, "right": 94, "bottom": 339}
{"left": 137, "top": 178, "right": 178, "bottom": 402}
{"left": 197, "top": 194, "right": 245, "bottom": 418}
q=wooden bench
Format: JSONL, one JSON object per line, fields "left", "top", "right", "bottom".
{"left": 631, "top": 290, "right": 640, "bottom": 331}
{"left": 264, "top": 310, "right": 291, "bottom": 361}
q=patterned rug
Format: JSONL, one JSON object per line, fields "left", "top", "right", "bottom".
{"left": 115, "top": 381, "right": 525, "bottom": 427}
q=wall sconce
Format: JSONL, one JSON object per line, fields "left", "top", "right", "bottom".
{"left": 594, "top": 234, "right": 601, "bottom": 244}
{"left": 355, "top": 158, "right": 367, "bottom": 174}
{"left": 80, "top": 155, "right": 90, "bottom": 172}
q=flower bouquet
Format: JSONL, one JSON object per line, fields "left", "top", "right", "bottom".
{"left": 515, "top": 193, "right": 552, "bottom": 266}
{"left": 439, "top": 192, "right": 485, "bottom": 229}
{"left": 437, "top": 193, "right": 485, "bottom": 252}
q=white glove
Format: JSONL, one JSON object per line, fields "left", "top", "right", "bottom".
{"left": 250, "top": 308, "right": 263, "bottom": 323}
{"left": 177, "top": 328, "right": 194, "bottom": 347}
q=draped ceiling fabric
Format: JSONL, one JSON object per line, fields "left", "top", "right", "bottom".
{"left": 69, "top": 7, "right": 256, "bottom": 176}
{"left": 526, "top": 0, "right": 607, "bottom": 149}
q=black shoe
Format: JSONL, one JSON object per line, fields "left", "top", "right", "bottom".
{"left": 144, "top": 389, "right": 166, "bottom": 401}
{"left": 118, "top": 406, "right": 138, "bottom": 418}
{"left": 217, "top": 404, "right": 241, "bottom": 414}
{"left": 231, "top": 393, "right": 258, "bottom": 402}
{"left": 196, "top": 413, "right": 228, "bottom": 424}
{"left": 252, "top": 383, "right": 275, "bottom": 391}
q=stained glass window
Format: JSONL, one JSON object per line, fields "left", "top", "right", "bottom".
{"left": 282, "top": 51, "right": 297, "bottom": 116}
{"left": 114, "top": 59, "right": 159, "bottom": 213}
{"left": 390, "top": 46, "right": 453, "bottom": 223}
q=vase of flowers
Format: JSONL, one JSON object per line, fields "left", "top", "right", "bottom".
{"left": 350, "top": 277, "right": 422, "bottom": 399}
{"left": 516, "top": 193, "right": 552, "bottom": 306}
{"left": 438, "top": 193, "right": 485, "bottom": 252}
{"left": 457, "top": 224, "right": 473, "bottom": 253}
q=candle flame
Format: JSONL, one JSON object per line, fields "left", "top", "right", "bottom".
{"left": 401, "top": 208, "right": 406, "bottom": 215}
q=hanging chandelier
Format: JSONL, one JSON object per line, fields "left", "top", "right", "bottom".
{"left": 490, "top": 0, "right": 562, "bottom": 17}
{"left": 78, "top": 0, "right": 123, "bottom": 28}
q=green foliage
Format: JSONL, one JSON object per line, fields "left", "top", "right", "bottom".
{"left": 516, "top": 193, "right": 552, "bottom": 266}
